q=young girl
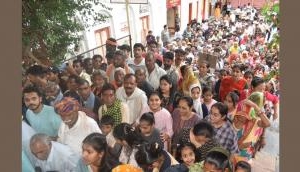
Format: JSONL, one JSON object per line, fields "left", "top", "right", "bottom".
{"left": 202, "top": 86, "right": 218, "bottom": 112}
{"left": 113, "top": 123, "right": 146, "bottom": 167}
{"left": 224, "top": 91, "right": 240, "bottom": 121}
{"left": 91, "top": 71, "right": 107, "bottom": 98}
{"left": 158, "top": 75, "right": 181, "bottom": 113}
{"left": 76, "top": 133, "right": 120, "bottom": 172}
{"left": 137, "top": 91, "right": 173, "bottom": 151}
{"left": 138, "top": 112, "right": 164, "bottom": 149}
{"left": 189, "top": 83, "right": 209, "bottom": 119}
{"left": 176, "top": 142, "right": 197, "bottom": 168}
{"left": 135, "top": 142, "right": 179, "bottom": 172}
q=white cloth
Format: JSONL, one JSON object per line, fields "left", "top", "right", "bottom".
{"left": 79, "top": 71, "right": 92, "bottom": 85}
{"left": 146, "top": 64, "right": 167, "bottom": 90}
{"left": 116, "top": 87, "right": 148, "bottom": 124}
{"left": 128, "top": 58, "right": 146, "bottom": 72}
{"left": 57, "top": 111, "right": 101, "bottom": 154}
{"left": 33, "top": 141, "right": 80, "bottom": 172}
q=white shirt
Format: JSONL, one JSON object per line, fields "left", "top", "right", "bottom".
{"left": 33, "top": 141, "right": 80, "bottom": 172}
{"left": 127, "top": 58, "right": 146, "bottom": 72}
{"left": 57, "top": 111, "right": 101, "bottom": 154}
{"left": 146, "top": 64, "right": 167, "bottom": 90}
{"left": 116, "top": 87, "right": 148, "bottom": 124}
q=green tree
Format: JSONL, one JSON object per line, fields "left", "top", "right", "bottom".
{"left": 22, "top": 0, "right": 111, "bottom": 66}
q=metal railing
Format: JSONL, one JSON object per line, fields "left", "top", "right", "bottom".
{"left": 63, "top": 34, "right": 131, "bottom": 63}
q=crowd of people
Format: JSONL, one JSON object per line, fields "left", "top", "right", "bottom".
{"left": 22, "top": 3, "right": 279, "bottom": 172}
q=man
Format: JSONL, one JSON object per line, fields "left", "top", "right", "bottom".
{"left": 116, "top": 74, "right": 148, "bottom": 124}
{"left": 23, "top": 85, "right": 62, "bottom": 139}
{"left": 25, "top": 65, "right": 48, "bottom": 90}
{"left": 146, "top": 30, "right": 156, "bottom": 47}
{"left": 135, "top": 68, "right": 154, "bottom": 98}
{"left": 206, "top": 102, "right": 239, "bottom": 154}
{"left": 72, "top": 59, "right": 92, "bottom": 85}
{"left": 44, "top": 82, "right": 64, "bottom": 106}
{"left": 77, "top": 78, "right": 101, "bottom": 123}
{"left": 128, "top": 43, "right": 146, "bottom": 72}
{"left": 92, "top": 54, "right": 107, "bottom": 73}
{"left": 118, "top": 44, "right": 132, "bottom": 62}
{"left": 174, "top": 48, "right": 186, "bottom": 71}
{"left": 106, "top": 50, "right": 134, "bottom": 82}
{"left": 30, "top": 133, "right": 79, "bottom": 171}
{"left": 161, "top": 25, "right": 170, "bottom": 47}
{"left": 145, "top": 52, "right": 167, "bottom": 90}
{"left": 55, "top": 97, "right": 101, "bottom": 154}
{"left": 98, "top": 83, "right": 130, "bottom": 126}
{"left": 147, "top": 41, "right": 163, "bottom": 67}
{"left": 83, "top": 57, "right": 94, "bottom": 75}
{"left": 162, "top": 51, "right": 179, "bottom": 89}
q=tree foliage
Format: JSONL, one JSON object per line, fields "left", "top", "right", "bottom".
{"left": 22, "top": 0, "right": 112, "bottom": 66}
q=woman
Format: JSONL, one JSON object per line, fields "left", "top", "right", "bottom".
{"left": 135, "top": 142, "right": 179, "bottom": 172}
{"left": 233, "top": 92, "right": 270, "bottom": 161}
{"left": 113, "top": 123, "right": 146, "bottom": 167}
{"left": 214, "top": 4, "right": 221, "bottom": 20}
{"left": 219, "top": 64, "right": 248, "bottom": 102}
{"left": 179, "top": 65, "right": 200, "bottom": 96}
{"left": 197, "top": 61, "right": 215, "bottom": 91}
{"left": 224, "top": 91, "right": 240, "bottom": 121}
{"left": 171, "top": 96, "right": 201, "bottom": 154}
{"left": 177, "top": 121, "right": 220, "bottom": 162}
{"left": 158, "top": 75, "right": 181, "bottom": 113}
{"left": 76, "top": 132, "right": 120, "bottom": 172}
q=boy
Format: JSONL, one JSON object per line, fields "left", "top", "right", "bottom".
{"left": 99, "top": 115, "right": 122, "bottom": 158}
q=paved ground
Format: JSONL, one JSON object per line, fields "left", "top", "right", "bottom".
{"left": 252, "top": 118, "right": 279, "bottom": 172}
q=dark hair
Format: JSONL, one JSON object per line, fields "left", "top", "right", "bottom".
{"left": 26, "top": 65, "right": 48, "bottom": 77}
{"left": 83, "top": 57, "right": 92, "bottom": 65}
{"left": 180, "top": 65, "right": 188, "bottom": 77}
{"left": 100, "top": 115, "right": 114, "bottom": 126}
{"left": 82, "top": 133, "right": 111, "bottom": 172}
{"left": 139, "top": 112, "right": 155, "bottom": 125}
{"left": 92, "top": 54, "right": 103, "bottom": 61}
{"left": 235, "top": 161, "right": 251, "bottom": 172}
{"left": 68, "top": 74, "right": 81, "bottom": 82}
{"left": 202, "top": 86, "right": 213, "bottom": 95}
{"left": 113, "top": 123, "right": 145, "bottom": 148}
{"left": 232, "top": 63, "right": 246, "bottom": 72}
{"left": 205, "top": 150, "right": 230, "bottom": 171}
{"left": 176, "top": 142, "right": 197, "bottom": 163}
{"left": 135, "top": 142, "right": 163, "bottom": 171}
{"left": 101, "top": 83, "right": 116, "bottom": 94}
{"left": 178, "top": 96, "right": 194, "bottom": 108}
{"left": 163, "top": 51, "right": 175, "bottom": 60}
{"left": 23, "top": 85, "right": 43, "bottom": 97}
{"left": 133, "top": 43, "right": 145, "bottom": 51}
{"left": 199, "top": 60, "right": 210, "bottom": 68}
{"left": 124, "top": 73, "right": 136, "bottom": 82}
{"left": 244, "top": 70, "right": 254, "bottom": 78}
{"left": 193, "top": 121, "right": 215, "bottom": 139}
{"left": 76, "top": 78, "right": 90, "bottom": 87}
{"left": 226, "top": 91, "right": 240, "bottom": 107}
{"left": 149, "top": 91, "right": 163, "bottom": 100}
{"left": 211, "top": 102, "right": 228, "bottom": 118}
{"left": 251, "top": 77, "right": 264, "bottom": 88}
{"left": 73, "top": 59, "right": 83, "bottom": 67}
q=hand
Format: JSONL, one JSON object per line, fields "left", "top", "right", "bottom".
{"left": 160, "top": 133, "right": 170, "bottom": 142}
{"left": 273, "top": 112, "right": 279, "bottom": 121}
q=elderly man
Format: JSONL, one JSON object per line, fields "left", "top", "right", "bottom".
{"left": 145, "top": 52, "right": 167, "bottom": 90}
{"left": 45, "top": 82, "right": 64, "bottom": 106}
{"left": 55, "top": 97, "right": 101, "bottom": 154}
{"left": 23, "top": 85, "right": 62, "bottom": 139}
{"left": 30, "top": 133, "right": 80, "bottom": 171}
{"left": 110, "top": 67, "right": 126, "bottom": 89}
{"left": 116, "top": 74, "right": 148, "bottom": 124}
{"left": 106, "top": 50, "right": 134, "bottom": 82}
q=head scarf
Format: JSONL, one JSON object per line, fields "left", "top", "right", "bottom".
{"left": 54, "top": 97, "right": 80, "bottom": 115}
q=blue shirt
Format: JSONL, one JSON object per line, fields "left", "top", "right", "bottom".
{"left": 26, "top": 105, "right": 62, "bottom": 137}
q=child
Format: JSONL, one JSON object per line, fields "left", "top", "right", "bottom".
{"left": 202, "top": 86, "right": 218, "bottom": 112}
{"left": 99, "top": 115, "right": 121, "bottom": 158}
{"left": 176, "top": 142, "right": 197, "bottom": 168}
{"left": 138, "top": 91, "right": 173, "bottom": 151}
{"left": 138, "top": 112, "right": 164, "bottom": 148}
{"left": 91, "top": 71, "right": 107, "bottom": 98}
{"left": 235, "top": 161, "right": 251, "bottom": 172}
{"left": 189, "top": 83, "right": 209, "bottom": 119}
